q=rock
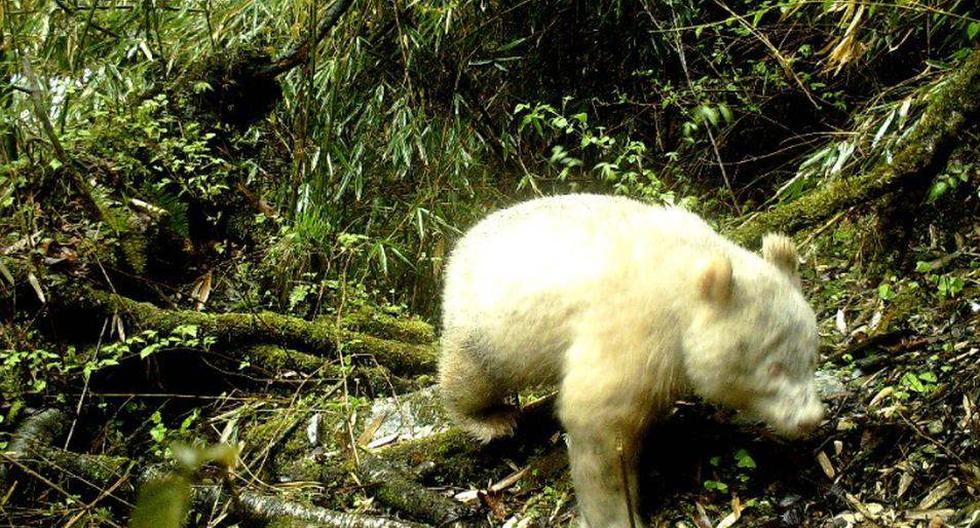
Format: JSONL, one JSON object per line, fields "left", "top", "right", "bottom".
{"left": 815, "top": 369, "right": 849, "bottom": 400}
{"left": 357, "top": 386, "right": 450, "bottom": 448}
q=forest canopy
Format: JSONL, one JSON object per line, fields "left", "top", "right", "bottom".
{"left": 0, "top": 1, "right": 978, "bottom": 527}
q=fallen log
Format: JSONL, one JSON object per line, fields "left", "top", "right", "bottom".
{"left": 376, "top": 396, "right": 562, "bottom": 486}
{"left": 56, "top": 286, "right": 437, "bottom": 376}
{"left": 356, "top": 455, "right": 480, "bottom": 526}
{"left": 3, "top": 443, "right": 428, "bottom": 528}
{"left": 0, "top": 408, "right": 69, "bottom": 486}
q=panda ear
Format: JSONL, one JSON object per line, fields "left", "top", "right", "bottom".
{"left": 762, "top": 233, "right": 800, "bottom": 284}
{"left": 697, "top": 254, "right": 733, "bottom": 304}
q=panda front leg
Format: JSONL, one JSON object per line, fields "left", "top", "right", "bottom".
{"left": 559, "top": 350, "right": 647, "bottom": 528}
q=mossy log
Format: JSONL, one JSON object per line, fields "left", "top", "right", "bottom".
{"left": 0, "top": 409, "right": 69, "bottom": 484}
{"left": 338, "top": 308, "right": 435, "bottom": 345}
{"left": 59, "top": 286, "right": 437, "bottom": 376}
{"left": 376, "top": 396, "right": 562, "bottom": 486}
{"left": 6, "top": 443, "right": 427, "bottom": 528}
{"left": 4, "top": 409, "right": 68, "bottom": 456}
{"left": 356, "top": 455, "right": 479, "bottom": 526}
{"left": 245, "top": 344, "right": 429, "bottom": 393}
{"left": 728, "top": 47, "right": 980, "bottom": 246}
{"left": 215, "top": 486, "right": 429, "bottom": 528}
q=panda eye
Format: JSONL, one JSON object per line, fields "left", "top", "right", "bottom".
{"left": 768, "top": 362, "right": 786, "bottom": 378}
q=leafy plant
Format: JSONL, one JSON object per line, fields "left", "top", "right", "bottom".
{"left": 512, "top": 101, "right": 692, "bottom": 205}
{"left": 915, "top": 261, "right": 967, "bottom": 298}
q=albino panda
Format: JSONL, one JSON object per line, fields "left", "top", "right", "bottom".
{"left": 438, "top": 194, "right": 825, "bottom": 528}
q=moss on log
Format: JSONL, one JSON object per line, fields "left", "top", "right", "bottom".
{"left": 357, "top": 455, "right": 478, "bottom": 526}
{"left": 5, "top": 409, "right": 68, "bottom": 456}
{"left": 245, "top": 344, "right": 429, "bottom": 393}
{"left": 338, "top": 308, "right": 435, "bottom": 346}
{"left": 247, "top": 344, "right": 330, "bottom": 373}
{"left": 728, "top": 47, "right": 980, "bottom": 246}
{"left": 27, "top": 445, "right": 135, "bottom": 497}
{"left": 9, "top": 444, "right": 427, "bottom": 528}
{"left": 0, "top": 409, "right": 69, "bottom": 485}
{"left": 377, "top": 396, "right": 561, "bottom": 485}
{"left": 60, "top": 287, "right": 437, "bottom": 376}
{"left": 227, "top": 487, "right": 429, "bottom": 528}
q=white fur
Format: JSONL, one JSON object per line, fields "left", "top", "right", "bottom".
{"left": 438, "top": 194, "right": 824, "bottom": 527}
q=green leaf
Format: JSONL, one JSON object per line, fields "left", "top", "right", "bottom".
{"left": 917, "top": 372, "right": 937, "bottom": 383}
{"left": 139, "top": 343, "right": 162, "bottom": 359}
{"left": 172, "top": 324, "right": 198, "bottom": 339}
{"left": 288, "top": 284, "right": 312, "bottom": 310}
{"left": 878, "top": 283, "right": 895, "bottom": 301}
{"left": 699, "top": 105, "right": 720, "bottom": 127}
{"left": 704, "top": 480, "right": 728, "bottom": 492}
{"left": 735, "top": 448, "right": 757, "bottom": 469}
{"left": 902, "top": 372, "right": 925, "bottom": 393}
{"left": 927, "top": 180, "right": 949, "bottom": 203}
{"left": 968, "top": 21, "right": 980, "bottom": 40}
{"left": 718, "top": 104, "right": 733, "bottom": 124}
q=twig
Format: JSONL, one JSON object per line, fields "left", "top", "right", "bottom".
{"left": 65, "top": 318, "right": 108, "bottom": 449}
{"left": 659, "top": 3, "right": 741, "bottom": 214}
{"left": 62, "top": 465, "right": 133, "bottom": 528}
{"left": 0, "top": 454, "right": 126, "bottom": 528}
{"left": 714, "top": 0, "right": 820, "bottom": 108}
{"left": 800, "top": 206, "right": 857, "bottom": 247}
{"left": 490, "top": 466, "right": 528, "bottom": 494}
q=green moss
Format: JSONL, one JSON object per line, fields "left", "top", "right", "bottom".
{"left": 119, "top": 231, "right": 148, "bottom": 273}
{"left": 34, "top": 446, "right": 133, "bottom": 485}
{"left": 67, "top": 287, "right": 438, "bottom": 376}
{"left": 246, "top": 345, "right": 325, "bottom": 373}
{"left": 281, "top": 456, "right": 325, "bottom": 483}
{"left": 357, "top": 455, "right": 472, "bottom": 524}
{"left": 340, "top": 308, "right": 435, "bottom": 345}
{"left": 377, "top": 430, "right": 484, "bottom": 484}
{"left": 242, "top": 406, "right": 318, "bottom": 481}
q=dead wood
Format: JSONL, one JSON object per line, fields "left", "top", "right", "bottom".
{"left": 376, "top": 396, "right": 562, "bottom": 485}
